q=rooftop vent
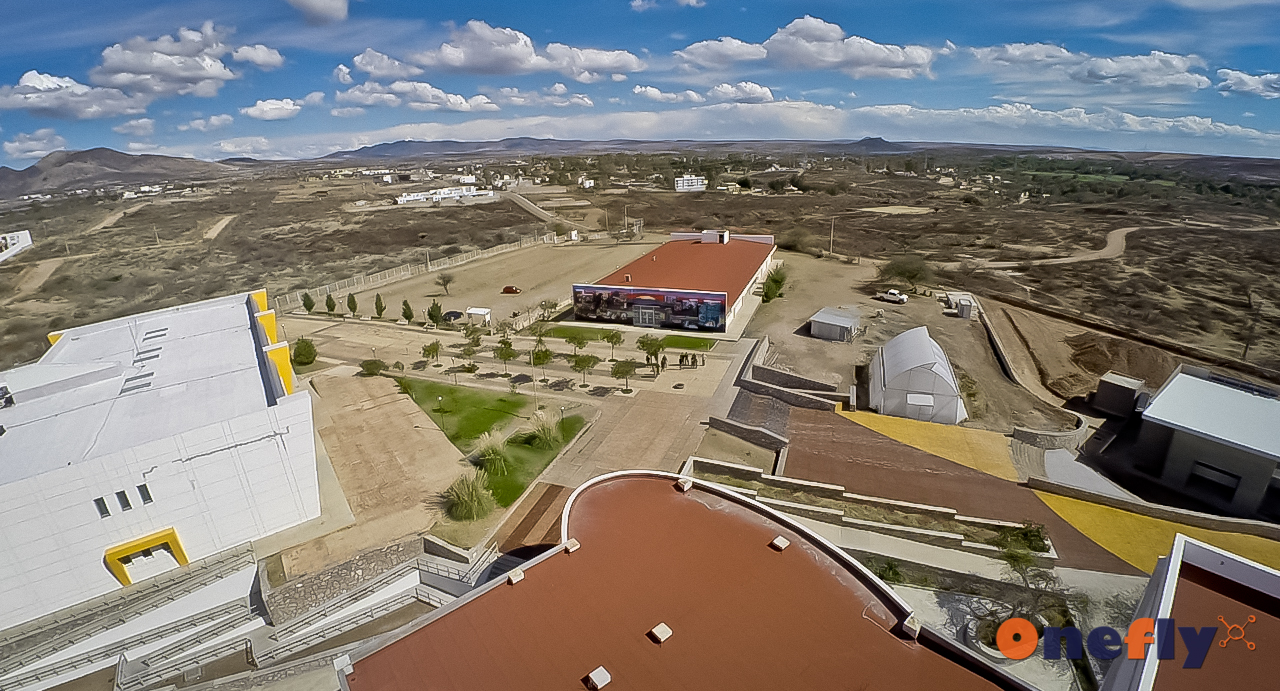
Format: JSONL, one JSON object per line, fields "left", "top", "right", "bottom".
{"left": 565, "top": 538, "right": 581, "bottom": 553}
{"left": 675, "top": 478, "right": 693, "bottom": 493}
{"left": 140, "top": 327, "right": 169, "bottom": 343}
{"left": 0, "top": 385, "right": 13, "bottom": 409}
{"left": 585, "top": 666, "right": 612, "bottom": 689}
{"left": 507, "top": 568, "right": 525, "bottom": 585}
{"left": 647, "top": 622, "right": 673, "bottom": 644}
{"left": 119, "top": 371, "right": 155, "bottom": 395}
{"left": 624, "top": 274, "right": 631, "bottom": 283}
{"left": 770, "top": 535, "right": 790, "bottom": 552}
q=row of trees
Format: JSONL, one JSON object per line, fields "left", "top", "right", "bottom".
{"left": 298, "top": 273, "right": 457, "bottom": 320}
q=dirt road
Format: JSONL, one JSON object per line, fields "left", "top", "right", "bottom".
{"left": 84, "top": 202, "right": 149, "bottom": 235}
{"left": 501, "top": 191, "right": 597, "bottom": 232}
{"left": 202, "top": 214, "right": 237, "bottom": 241}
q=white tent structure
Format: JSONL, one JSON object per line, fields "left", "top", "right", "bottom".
{"left": 869, "top": 326, "right": 967, "bottom": 425}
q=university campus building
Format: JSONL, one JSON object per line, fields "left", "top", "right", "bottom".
{"left": 0, "top": 290, "right": 317, "bottom": 628}
{"left": 571, "top": 232, "right": 775, "bottom": 333}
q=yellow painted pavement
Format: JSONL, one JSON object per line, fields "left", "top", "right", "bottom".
{"left": 839, "top": 410, "right": 1020, "bottom": 482}
{"left": 1035, "top": 491, "right": 1280, "bottom": 574}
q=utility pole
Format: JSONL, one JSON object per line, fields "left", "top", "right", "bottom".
{"left": 829, "top": 217, "right": 835, "bottom": 254}
{"left": 153, "top": 225, "right": 160, "bottom": 245}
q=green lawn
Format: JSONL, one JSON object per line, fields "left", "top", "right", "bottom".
{"left": 398, "top": 378, "right": 529, "bottom": 449}
{"left": 661, "top": 335, "right": 717, "bottom": 351}
{"left": 542, "top": 324, "right": 615, "bottom": 341}
{"left": 487, "top": 416, "right": 586, "bottom": 506}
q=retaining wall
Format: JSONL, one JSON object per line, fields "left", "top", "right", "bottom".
{"left": 1013, "top": 412, "right": 1090, "bottom": 450}
{"left": 707, "top": 417, "right": 789, "bottom": 451}
{"left": 739, "top": 378, "right": 837, "bottom": 411}
{"left": 750, "top": 364, "right": 839, "bottom": 392}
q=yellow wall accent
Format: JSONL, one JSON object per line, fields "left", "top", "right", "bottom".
{"left": 1035, "top": 491, "right": 1280, "bottom": 574}
{"left": 839, "top": 410, "right": 1020, "bottom": 482}
{"left": 255, "top": 310, "right": 278, "bottom": 345}
{"left": 249, "top": 289, "right": 268, "bottom": 313}
{"left": 46, "top": 331, "right": 65, "bottom": 346}
{"left": 104, "top": 527, "right": 189, "bottom": 586}
{"left": 264, "top": 342, "right": 295, "bottom": 395}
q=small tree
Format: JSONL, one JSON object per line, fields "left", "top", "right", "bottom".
{"left": 494, "top": 320, "right": 514, "bottom": 339}
{"left": 531, "top": 346, "right": 553, "bottom": 379}
{"left": 427, "top": 299, "right": 444, "bottom": 325}
{"left": 571, "top": 353, "right": 602, "bottom": 386}
{"left": 325, "top": 294, "right": 336, "bottom": 314}
{"left": 423, "top": 340, "right": 442, "bottom": 362}
{"left": 636, "top": 334, "right": 666, "bottom": 375}
{"left": 346, "top": 293, "right": 358, "bottom": 316}
{"left": 494, "top": 338, "right": 519, "bottom": 374}
{"left": 402, "top": 299, "right": 414, "bottom": 322}
{"left": 460, "top": 344, "right": 477, "bottom": 363}
{"left": 359, "top": 359, "right": 387, "bottom": 376}
{"left": 301, "top": 292, "right": 315, "bottom": 313}
{"left": 374, "top": 293, "right": 386, "bottom": 318}
{"left": 565, "top": 332, "right": 589, "bottom": 355}
{"left": 528, "top": 322, "right": 548, "bottom": 348}
{"left": 292, "top": 338, "right": 317, "bottom": 366}
{"left": 878, "top": 255, "right": 933, "bottom": 289}
{"left": 603, "top": 330, "right": 623, "bottom": 359}
{"left": 436, "top": 272, "right": 455, "bottom": 295}
{"left": 611, "top": 359, "right": 639, "bottom": 391}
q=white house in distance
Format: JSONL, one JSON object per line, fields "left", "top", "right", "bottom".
{"left": 869, "top": 326, "right": 967, "bottom": 425}
{"left": 675, "top": 174, "right": 707, "bottom": 192}
{"left": 396, "top": 186, "right": 494, "bottom": 204}
{"left": 0, "top": 290, "right": 318, "bottom": 628}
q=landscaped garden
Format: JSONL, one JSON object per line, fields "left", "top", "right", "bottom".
{"left": 661, "top": 334, "right": 718, "bottom": 351}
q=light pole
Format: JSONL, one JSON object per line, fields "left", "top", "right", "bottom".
{"left": 560, "top": 406, "right": 565, "bottom": 423}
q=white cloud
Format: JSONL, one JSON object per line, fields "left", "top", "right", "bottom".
{"left": 240, "top": 98, "right": 304, "bottom": 120}
{"left": 336, "top": 80, "right": 499, "bottom": 111}
{"left": 612, "top": 73, "right": 628, "bottom": 82}
{"left": 113, "top": 118, "right": 155, "bottom": 136}
{"left": 352, "top": 48, "right": 423, "bottom": 79}
{"left": 180, "top": 114, "right": 234, "bottom": 131}
{"left": 707, "top": 81, "right": 774, "bottom": 103}
{"left": 1166, "top": 0, "right": 1280, "bottom": 8}
{"left": 285, "top": 0, "right": 348, "bottom": 24}
{"left": 90, "top": 22, "right": 238, "bottom": 97}
{"left": 4, "top": 128, "right": 67, "bottom": 160}
{"left": 486, "top": 84, "right": 594, "bottom": 107}
{"left": 216, "top": 136, "right": 272, "bottom": 155}
{"left": 303, "top": 91, "right": 325, "bottom": 106}
{"left": 971, "top": 43, "right": 1211, "bottom": 103}
{"left": 1216, "top": 69, "right": 1280, "bottom": 98}
{"left": 633, "top": 85, "right": 706, "bottom": 103}
{"left": 762, "top": 16, "right": 935, "bottom": 79}
{"left": 232, "top": 45, "right": 285, "bottom": 70}
{"left": 410, "top": 20, "right": 645, "bottom": 82}
{"left": 675, "top": 37, "right": 768, "bottom": 70}
{"left": 676, "top": 0, "right": 707, "bottom": 6}
{"left": 630, "top": 0, "right": 658, "bottom": 10}
{"left": 333, "top": 64, "right": 354, "bottom": 85}
{"left": 0, "top": 71, "right": 149, "bottom": 119}
{"left": 330, "top": 107, "right": 365, "bottom": 117}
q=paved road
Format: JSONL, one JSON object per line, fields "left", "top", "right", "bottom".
{"left": 500, "top": 191, "right": 596, "bottom": 233}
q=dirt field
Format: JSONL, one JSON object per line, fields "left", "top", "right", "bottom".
{"left": 347, "top": 241, "right": 657, "bottom": 324}
{"left": 745, "top": 251, "right": 1075, "bottom": 431}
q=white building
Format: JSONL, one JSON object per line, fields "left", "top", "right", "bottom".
{"left": 0, "top": 230, "right": 34, "bottom": 264}
{"left": 396, "top": 186, "right": 494, "bottom": 204}
{"left": 869, "top": 326, "right": 967, "bottom": 425}
{"left": 675, "top": 174, "right": 707, "bottom": 192}
{"left": 0, "top": 290, "right": 318, "bottom": 627}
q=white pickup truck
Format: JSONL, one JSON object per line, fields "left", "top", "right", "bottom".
{"left": 876, "top": 289, "right": 908, "bottom": 304}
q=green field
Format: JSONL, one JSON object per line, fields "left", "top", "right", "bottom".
{"left": 398, "top": 378, "right": 529, "bottom": 449}
{"left": 542, "top": 324, "right": 615, "bottom": 341}
{"left": 1026, "top": 171, "right": 1130, "bottom": 183}
{"left": 661, "top": 335, "right": 717, "bottom": 351}
{"left": 487, "top": 415, "right": 586, "bottom": 506}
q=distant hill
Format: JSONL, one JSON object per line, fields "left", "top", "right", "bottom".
{"left": 0, "top": 148, "right": 235, "bottom": 198}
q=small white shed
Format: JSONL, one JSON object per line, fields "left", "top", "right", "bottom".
{"left": 809, "top": 307, "right": 861, "bottom": 341}
{"left": 869, "top": 326, "right": 967, "bottom": 425}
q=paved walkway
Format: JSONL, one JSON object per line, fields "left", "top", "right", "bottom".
{"left": 838, "top": 410, "right": 1019, "bottom": 482}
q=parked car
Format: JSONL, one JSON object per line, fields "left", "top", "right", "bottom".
{"left": 502, "top": 285, "right": 522, "bottom": 294}
{"left": 875, "top": 289, "right": 908, "bottom": 304}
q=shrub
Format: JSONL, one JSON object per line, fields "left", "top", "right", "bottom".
{"left": 292, "top": 338, "right": 317, "bottom": 366}
{"left": 991, "top": 522, "right": 1050, "bottom": 553}
{"left": 359, "top": 359, "right": 387, "bottom": 376}
{"left": 521, "top": 411, "right": 562, "bottom": 449}
{"left": 444, "top": 471, "right": 495, "bottom": 521}
{"left": 301, "top": 292, "right": 315, "bottom": 313}
{"left": 474, "top": 431, "right": 509, "bottom": 475}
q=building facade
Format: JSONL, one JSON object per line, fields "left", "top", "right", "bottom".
{"left": 0, "top": 290, "right": 319, "bottom": 627}
{"left": 674, "top": 174, "right": 707, "bottom": 192}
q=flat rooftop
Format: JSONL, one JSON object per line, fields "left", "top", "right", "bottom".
{"left": 1142, "top": 372, "right": 1280, "bottom": 462}
{"left": 590, "top": 237, "right": 774, "bottom": 304}
{"left": 344, "top": 473, "right": 1024, "bottom": 691}
{"left": 0, "top": 293, "right": 270, "bottom": 484}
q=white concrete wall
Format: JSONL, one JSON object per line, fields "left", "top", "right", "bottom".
{"left": 0, "top": 391, "right": 318, "bottom": 627}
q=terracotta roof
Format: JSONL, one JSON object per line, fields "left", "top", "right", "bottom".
{"left": 590, "top": 238, "right": 774, "bottom": 304}
{"left": 343, "top": 473, "right": 1030, "bottom": 691}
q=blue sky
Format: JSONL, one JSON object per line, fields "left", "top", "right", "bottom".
{"left": 1, "top": 0, "right": 1279, "bottom": 165}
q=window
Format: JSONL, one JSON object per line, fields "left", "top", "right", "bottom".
{"left": 94, "top": 497, "right": 110, "bottom": 518}
{"left": 116, "top": 490, "right": 132, "bottom": 511}
{"left": 137, "top": 483, "right": 153, "bottom": 504}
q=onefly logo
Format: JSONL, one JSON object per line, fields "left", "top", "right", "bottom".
{"left": 995, "top": 616, "right": 1255, "bottom": 668}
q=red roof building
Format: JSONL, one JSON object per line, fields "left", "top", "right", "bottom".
{"left": 573, "top": 232, "right": 775, "bottom": 332}
{"left": 337, "top": 471, "right": 1037, "bottom": 691}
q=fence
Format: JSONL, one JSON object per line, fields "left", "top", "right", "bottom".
{"left": 272, "top": 233, "right": 560, "bottom": 313}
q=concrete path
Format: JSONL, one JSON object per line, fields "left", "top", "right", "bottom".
{"left": 500, "top": 190, "right": 596, "bottom": 232}
{"left": 789, "top": 514, "right": 1010, "bottom": 580}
